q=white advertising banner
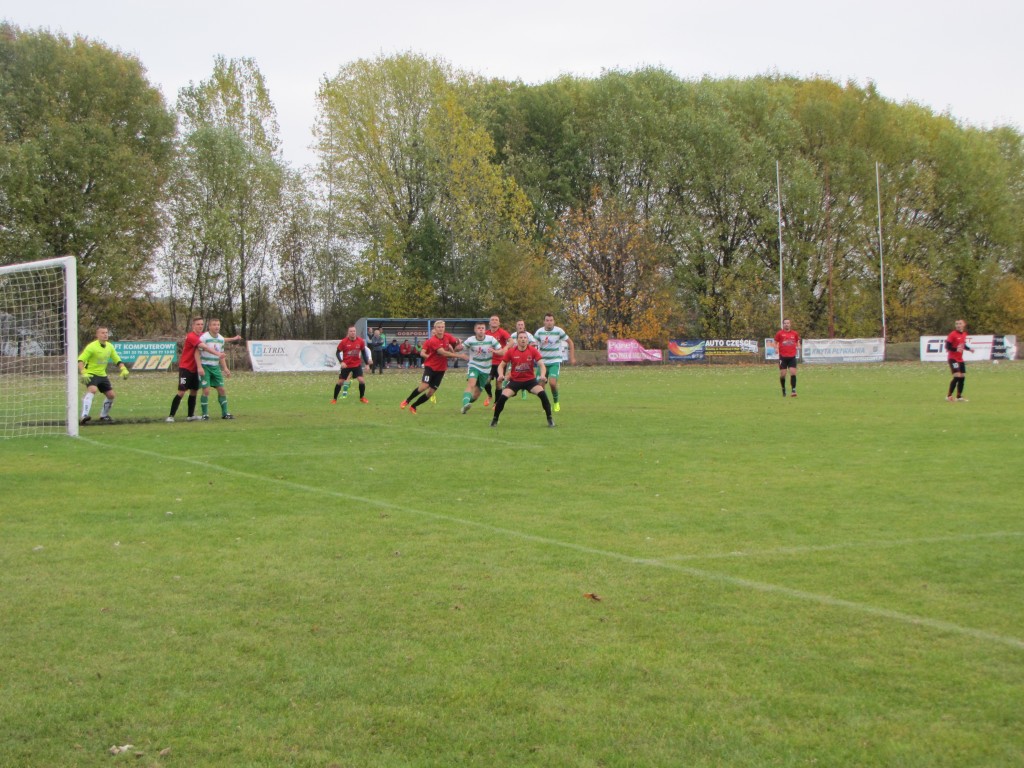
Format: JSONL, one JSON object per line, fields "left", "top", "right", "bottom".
{"left": 919, "top": 335, "right": 1016, "bottom": 362}
{"left": 802, "top": 338, "right": 886, "bottom": 364}
{"left": 248, "top": 340, "right": 341, "bottom": 372}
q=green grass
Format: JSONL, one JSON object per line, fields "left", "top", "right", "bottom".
{"left": 2, "top": 364, "right": 1023, "bottom": 767}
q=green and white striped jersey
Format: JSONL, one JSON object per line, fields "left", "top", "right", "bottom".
{"left": 462, "top": 335, "right": 502, "bottom": 372}
{"left": 535, "top": 326, "right": 569, "bottom": 363}
{"left": 199, "top": 332, "right": 225, "bottom": 367}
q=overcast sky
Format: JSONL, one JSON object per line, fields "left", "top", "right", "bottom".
{"left": 5, "top": 0, "right": 1022, "bottom": 168}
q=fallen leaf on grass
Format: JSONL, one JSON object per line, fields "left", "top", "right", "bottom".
{"left": 583, "top": 593, "right": 601, "bottom": 602}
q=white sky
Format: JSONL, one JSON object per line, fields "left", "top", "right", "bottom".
{"left": 4, "top": 0, "right": 1022, "bottom": 169}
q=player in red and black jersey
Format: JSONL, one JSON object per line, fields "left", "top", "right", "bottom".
{"left": 774, "top": 318, "right": 801, "bottom": 397}
{"left": 333, "top": 326, "right": 371, "bottom": 403}
{"left": 490, "top": 331, "right": 555, "bottom": 428}
{"left": 945, "top": 318, "right": 972, "bottom": 402}
{"left": 400, "top": 320, "right": 464, "bottom": 414}
{"left": 482, "top": 314, "right": 511, "bottom": 407}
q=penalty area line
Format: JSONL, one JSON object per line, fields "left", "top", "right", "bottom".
{"left": 89, "top": 438, "right": 1024, "bottom": 652}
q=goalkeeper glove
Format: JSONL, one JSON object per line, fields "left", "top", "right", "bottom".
{"left": 119, "top": 367, "right": 130, "bottom": 380}
{"left": 79, "top": 372, "right": 91, "bottom": 385}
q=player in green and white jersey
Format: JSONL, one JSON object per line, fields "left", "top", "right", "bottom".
{"left": 535, "top": 313, "right": 576, "bottom": 412}
{"left": 460, "top": 322, "right": 504, "bottom": 414}
{"left": 198, "top": 318, "right": 242, "bottom": 420}
{"left": 77, "top": 326, "right": 129, "bottom": 424}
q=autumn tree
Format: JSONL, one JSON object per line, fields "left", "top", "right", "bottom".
{"left": 0, "top": 23, "right": 175, "bottom": 332}
{"left": 273, "top": 169, "right": 321, "bottom": 337}
{"left": 315, "top": 54, "right": 537, "bottom": 319}
{"left": 549, "top": 193, "right": 674, "bottom": 346}
{"left": 164, "top": 56, "right": 284, "bottom": 337}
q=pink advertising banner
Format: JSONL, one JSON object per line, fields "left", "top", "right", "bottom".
{"left": 607, "top": 339, "right": 663, "bottom": 362}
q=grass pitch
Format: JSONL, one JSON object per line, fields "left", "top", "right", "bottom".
{"left": 2, "top": 363, "right": 1022, "bottom": 767}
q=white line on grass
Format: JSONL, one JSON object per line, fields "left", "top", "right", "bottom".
{"left": 89, "top": 438, "right": 1024, "bottom": 652}
{"left": 664, "top": 531, "right": 1024, "bottom": 562}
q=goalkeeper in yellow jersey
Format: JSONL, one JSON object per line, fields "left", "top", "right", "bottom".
{"left": 77, "top": 326, "right": 129, "bottom": 425}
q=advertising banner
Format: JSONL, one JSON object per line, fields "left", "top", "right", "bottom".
{"left": 992, "top": 335, "right": 1018, "bottom": 360}
{"left": 667, "top": 340, "right": 705, "bottom": 361}
{"left": 112, "top": 341, "right": 178, "bottom": 371}
{"left": 248, "top": 340, "right": 342, "bottom": 372}
{"left": 704, "top": 339, "right": 759, "bottom": 358}
{"left": 607, "top": 339, "right": 663, "bottom": 362}
{"left": 919, "top": 335, "right": 1001, "bottom": 362}
{"left": 802, "top": 338, "right": 886, "bottom": 364}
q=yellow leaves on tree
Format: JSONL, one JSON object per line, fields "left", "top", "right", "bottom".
{"left": 548, "top": 194, "right": 673, "bottom": 347}
{"left": 983, "top": 274, "right": 1024, "bottom": 336}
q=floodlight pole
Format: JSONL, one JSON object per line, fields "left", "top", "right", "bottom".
{"left": 776, "top": 160, "right": 784, "bottom": 326}
{"left": 875, "top": 162, "right": 887, "bottom": 341}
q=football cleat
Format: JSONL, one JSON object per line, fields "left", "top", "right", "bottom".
{"left": 341, "top": 390, "right": 348, "bottom": 399}
{"left": 429, "top": 394, "right": 437, "bottom": 404}
{"left": 553, "top": 402, "right": 560, "bottom": 413}
{"left": 946, "top": 395, "right": 955, "bottom": 402}
{"left": 186, "top": 415, "right": 201, "bottom": 421}
{"left": 222, "top": 414, "right": 235, "bottom": 419}
{"left": 490, "top": 419, "right": 498, "bottom": 427}
{"left": 483, "top": 397, "right": 490, "bottom": 407}
{"left": 360, "top": 397, "right": 369, "bottom": 404}
{"left": 461, "top": 403, "right": 471, "bottom": 414}
{"left": 80, "top": 415, "right": 91, "bottom": 425}
{"left": 790, "top": 392, "right": 797, "bottom": 398}
{"left": 99, "top": 416, "right": 112, "bottom": 423}
{"left": 200, "top": 415, "right": 210, "bottom": 421}
{"left": 956, "top": 397, "right": 969, "bottom": 402}
{"left": 547, "top": 418, "right": 556, "bottom": 428}
{"left": 400, "top": 400, "right": 408, "bottom": 409}
{"left": 165, "top": 416, "right": 175, "bottom": 423}
{"left": 331, "top": 399, "right": 337, "bottom": 404}
{"left": 409, "top": 406, "right": 417, "bottom": 414}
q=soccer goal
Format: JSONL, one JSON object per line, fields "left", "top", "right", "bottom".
{"left": 0, "top": 256, "right": 78, "bottom": 438}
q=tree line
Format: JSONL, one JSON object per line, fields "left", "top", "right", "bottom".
{"left": 2, "top": 24, "right": 1022, "bottom": 346}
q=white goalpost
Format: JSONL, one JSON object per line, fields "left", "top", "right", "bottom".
{"left": 0, "top": 256, "right": 79, "bottom": 438}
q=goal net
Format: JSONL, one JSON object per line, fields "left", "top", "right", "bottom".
{"left": 0, "top": 256, "right": 78, "bottom": 438}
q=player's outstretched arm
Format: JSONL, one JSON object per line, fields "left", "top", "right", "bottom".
{"left": 198, "top": 341, "right": 226, "bottom": 360}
